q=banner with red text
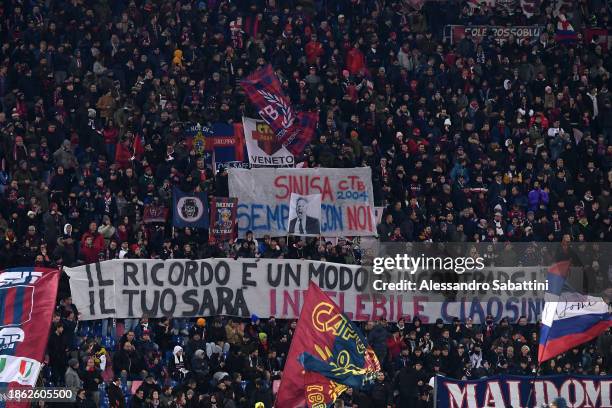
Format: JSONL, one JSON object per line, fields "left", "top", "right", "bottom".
{"left": 228, "top": 168, "right": 375, "bottom": 238}
{"left": 243, "top": 117, "right": 294, "bottom": 167}
{"left": 66, "top": 259, "right": 548, "bottom": 323}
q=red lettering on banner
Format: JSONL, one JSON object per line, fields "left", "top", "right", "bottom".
{"left": 338, "top": 293, "right": 350, "bottom": 319}
{"left": 321, "top": 291, "right": 350, "bottom": 319}
{"left": 347, "top": 205, "right": 374, "bottom": 231}
{"left": 274, "top": 176, "right": 290, "bottom": 199}
{"left": 414, "top": 296, "right": 429, "bottom": 323}
{"left": 282, "top": 290, "right": 300, "bottom": 317}
{"left": 348, "top": 176, "right": 365, "bottom": 191}
{"left": 372, "top": 295, "right": 387, "bottom": 320}
{"left": 274, "top": 176, "right": 333, "bottom": 201}
{"left": 339, "top": 176, "right": 366, "bottom": 191}
{"left": 396, "top": 296, "right": 404, "bottom": 320}
{"left": 270, "top": 289, "right": 276, "bottom": 316}
{"left": 323, "top": 290, "right": 337, "bottom": 303}
{"left": 355, "top": 294, "right": 369, "bottom": 321}
{"left": 347, "top": 176, "right": 357, "bottom": 190}
{"left": 210, "top": 137, "right": 235, "bottom": 146}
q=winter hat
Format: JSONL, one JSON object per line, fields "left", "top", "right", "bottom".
{"left": 173, "top": 345, "right": 184, "bottom": 364}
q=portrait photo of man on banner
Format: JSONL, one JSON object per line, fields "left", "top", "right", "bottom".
{"left": 287, "top": 193, "right": 321, "bottom": 236}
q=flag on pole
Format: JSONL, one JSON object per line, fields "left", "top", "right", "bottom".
{"left": 293, "top": 111, "right": 319, "bottom": 156}
{"left": 143, "top": 203, "right": 169, "bottom": 224}
{"left": 0, "top": 268, "right": 59, "bottom": 408}
{"left": 241, "top": 65, "right": 318, "bottom": 156}
{"left": 209, "top": 197, "right": 238, "bottom": 242}
{"left": 243, "top": 117, "right": 294, "bottom": 167}
{"left": 275, "top": 282, "right": 380, "bottom": 408}
{"left": 172, "top": 187, "right": 209, "bottom": 229}
{"left": 555, "top": 13, "right": 578, "bottom": 44}
{"left": 538, "top": 261, "right": 611, "bottom": 363}
{"left": 208, "top": 123, "right": 247, "bottom": 172}
{"left": 132, "top": 132, "right": 145, "bottom": 161}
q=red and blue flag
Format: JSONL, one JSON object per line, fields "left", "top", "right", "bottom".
{"left": 208, "top": 123, "right": 247, "bottom": 172}
{"left": 538, "top": 261, "right": 611, "bottom": 362}
{"left": 241, "top": 65, "right": 318, "bottom": 156}
{"left": 0, "top": 268, "right": 59, "bottom": 408}
{"left": 275, "top": 282, "right": 380, "bottom": 408}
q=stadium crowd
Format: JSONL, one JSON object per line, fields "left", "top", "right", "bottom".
{"left": 0, "top": 0, "right": 611, "bottom": 407}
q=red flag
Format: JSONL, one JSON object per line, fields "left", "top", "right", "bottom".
{"left": 292, "top": 111, "right": 319, "bottom": 155}
{"left": 275, "top": 282, "right": 344, "bottom": 408}
{"left": 233, "top": 123, "right": 245, "bottom": 162}
{"left": 143, "top": 204, "right": 169, "bottom": 224}
{"left": 241, "top": 65, "right": 318, "bottom": 156}
{"left": 275, "top": 282, "right": 379, "bottom": 408}
{"left": 0, "top": 268, "right": 60, "bottom": 408}
{"left": 133, "top": 133, "right": 145, "bottom": 160}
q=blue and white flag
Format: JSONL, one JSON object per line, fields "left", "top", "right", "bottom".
{"left": 538, "top": 261, "right": 611, "bottom": 362}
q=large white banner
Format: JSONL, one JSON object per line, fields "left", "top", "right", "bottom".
{"left": 66, "top": 259, "right": 546, "bottom": 323}
{"left": 243, "top": 117, "right": 294, "bottom": 166}
{"left": 228, "top": 167, "right": 375, "bottom": 238}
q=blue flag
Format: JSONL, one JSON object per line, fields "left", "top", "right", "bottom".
{"left": 209, "top": 123, "right": 247, "bottom": 172}
{"left": 172, "top": 187, "right": 209, "bottom": 228}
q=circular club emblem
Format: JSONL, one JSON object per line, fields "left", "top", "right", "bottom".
{"left": 177, "top": 196, "right": 203, "bottom": 222}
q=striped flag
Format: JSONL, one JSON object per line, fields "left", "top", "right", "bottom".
{"left": 0, "top": 268, "right": 59, "bottom": 408}
{"left": 538, "top": 261, "right": 611, "bottom": 362}
{"left": 241, "top": 65, "right": 318, "bottom": 156}
{"left": 0, "top": 285, "right": 34, "bottom": 328}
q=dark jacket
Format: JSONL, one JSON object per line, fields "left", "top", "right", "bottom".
{"left": 107, "top": 382, "right": 126, "bottom": 408}
{"left": 80, "top": 368, "right": 103, "bottom": 392}
{"left": 47, "top": 331, "right": 67, "bottom": 367}
{"left": 288, "top": 216, "right": 320, "bottom": 235}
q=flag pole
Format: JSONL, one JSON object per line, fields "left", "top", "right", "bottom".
{"left": 524, "top": 363, "right": 541, "bottom": 408}
{"left": 433, "top": 375, "right": 438, "bottom": 408}
{"left": 526, "top": 300, "right": 549, "bottom": 408}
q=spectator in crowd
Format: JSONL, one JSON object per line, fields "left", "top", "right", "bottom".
{"left": 66, "top": 358, "right": 83, "bottom": 392}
